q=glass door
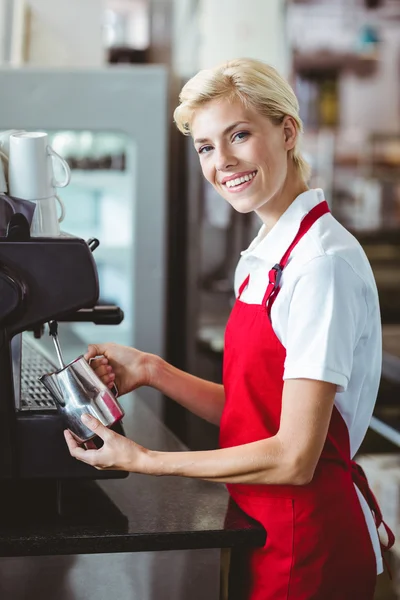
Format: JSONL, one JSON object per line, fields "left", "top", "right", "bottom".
{"left": 48, "top": 129, "right": 135, "bottom": 347}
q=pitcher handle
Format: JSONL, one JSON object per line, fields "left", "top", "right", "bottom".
{"left": 88, "top": 356, "right": 119, "bottom": 398}
{"left": 55, "top": 194, "right": 66, "bottom": 223}
{"left": 47, "top": 146, "right": 71, "bottom": 188}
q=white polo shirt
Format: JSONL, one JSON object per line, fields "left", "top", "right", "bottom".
{"left": 235, "top": 188, "right": 383, "bottom": 573}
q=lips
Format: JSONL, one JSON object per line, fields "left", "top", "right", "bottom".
{"left": 221, "top": 170, "right": 258, "bottom": 190}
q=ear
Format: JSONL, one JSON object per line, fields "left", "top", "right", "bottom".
{"left": 282, "top": 116, "right": 297, "bottom": 151}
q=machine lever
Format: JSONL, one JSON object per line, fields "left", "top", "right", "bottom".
{"left": 58, "top": 305, "right": 124, "bottom": 325}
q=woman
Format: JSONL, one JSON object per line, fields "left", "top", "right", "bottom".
{"left": 65, "top": 58, "right": 394, "bottom": 599}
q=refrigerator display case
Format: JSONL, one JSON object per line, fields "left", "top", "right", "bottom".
{"left": 48, "top": 130, "right": 134, "bottom": 348}
{"left": 0, "top": 66, "right": 168, "bottom": 413}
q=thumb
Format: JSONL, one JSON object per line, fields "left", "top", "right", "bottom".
{"left": 81, "top": 414, "right": 111, "bottom": 440}
{"left": 84, "top": 344, "right": 107, "bottom": 362}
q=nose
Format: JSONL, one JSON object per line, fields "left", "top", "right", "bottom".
{"left": 214, "top": 145, "right": 237, "bottom": 171}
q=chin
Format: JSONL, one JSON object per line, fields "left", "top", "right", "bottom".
{"left": 228, "top": 195, "right": 261, "bottom": 214}
{"left": 231, "top": 204, "right": 255, "bottom": 214}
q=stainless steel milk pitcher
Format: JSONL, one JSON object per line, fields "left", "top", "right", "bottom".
{"left": 39, "top": 355, "right": 124, "bottom": 443}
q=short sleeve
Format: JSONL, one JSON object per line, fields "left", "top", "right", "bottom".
{"left": 283, "top": 255, "right": 368, "bottom": 392}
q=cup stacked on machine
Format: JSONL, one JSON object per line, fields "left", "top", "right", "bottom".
{"left": 0, "top": 130, "right": 71, "bottom": 237}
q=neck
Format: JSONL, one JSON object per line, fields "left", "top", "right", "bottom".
{"left": 256, "top": 167, "right": 308, "bottom": 231}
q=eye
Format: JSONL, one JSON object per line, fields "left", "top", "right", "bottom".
{"left": 198, "top": 145, "right": 213, "bottom": 155}
{"left": 232, "top": 131, "right": 249, "bottom": 142}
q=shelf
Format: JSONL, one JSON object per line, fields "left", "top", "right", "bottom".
{"left": 293, "top": 50, "right": 378, "bottom": 76}
{"left": 336, "top": 156, "right": 400, "bottom": 169}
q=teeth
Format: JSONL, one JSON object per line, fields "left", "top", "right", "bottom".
{"left": 225, "top": 171, "right": 257, "bottom": 188}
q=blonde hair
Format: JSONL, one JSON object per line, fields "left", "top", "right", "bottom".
{"left": 174, "top": 58, "right": 310, "bottom": 182}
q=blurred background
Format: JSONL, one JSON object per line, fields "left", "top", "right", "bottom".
{"left": 1, "top": 1, "right": 400, "bottom": 596}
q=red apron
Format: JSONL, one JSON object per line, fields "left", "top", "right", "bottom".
{"left": 220, "top": 201, "right": 394, "bottom": 600}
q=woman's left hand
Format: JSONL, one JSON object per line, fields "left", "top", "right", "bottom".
{"left": 64, "top": 414, "right": 148, "bottom": 472}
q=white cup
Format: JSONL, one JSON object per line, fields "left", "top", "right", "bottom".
{"left": 30, "top": 194, "right": 66, "bottom": 237}
{"left": 0, "top": 129, "right": 26, "bottom": 158}
{"left": 8, "top": 132, "right": 71, "bottom": 201}
{"left": 0, "top": 129, "right": 26, "bottom": 194}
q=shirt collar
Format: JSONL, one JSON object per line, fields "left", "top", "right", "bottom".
{"left": 240, "top": 188, "right": 326, "bottom": 262}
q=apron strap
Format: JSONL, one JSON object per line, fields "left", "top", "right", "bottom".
{"left": 238, "top": 274, "right": 250, "bottom": 299}
{"left": 262, "top": 200, "right": 330, "bottom": 313}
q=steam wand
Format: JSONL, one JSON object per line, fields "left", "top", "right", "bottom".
{"left": 48, "top": 320, "right": 66, "bottom": 369}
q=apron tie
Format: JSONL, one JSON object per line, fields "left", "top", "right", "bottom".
{"left": 351, "top": 460, "right": 395, "bottom": 576}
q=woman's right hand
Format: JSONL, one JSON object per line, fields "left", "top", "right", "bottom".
{"left": 84, "top": 342, "right": 154, "bottom": 397}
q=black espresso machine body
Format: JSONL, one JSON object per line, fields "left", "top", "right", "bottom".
{"left": 0, "top": 215, "right": 128, "bottom": 480}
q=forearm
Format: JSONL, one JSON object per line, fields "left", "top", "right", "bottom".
{"left": 148, "top": 355, "right": 225, "bottom": 425}
{"left": 141, "top": 436, "right": 311, "bottom": 486}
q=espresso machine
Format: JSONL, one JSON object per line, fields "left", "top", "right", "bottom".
{"left": 0, "top": 213, "right": 128, "bottom": 482}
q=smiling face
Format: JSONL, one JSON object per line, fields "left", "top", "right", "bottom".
{"left": 192, "top": 97, "right": 298, "bottom": 219}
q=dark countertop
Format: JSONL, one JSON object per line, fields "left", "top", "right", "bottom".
{"left": 0, "top": 393, "right": 265, "bottom": 558}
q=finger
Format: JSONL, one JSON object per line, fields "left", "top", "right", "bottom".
{"left": 99, "top": 374, "right": 116, "bottom": 388}
{"left": 81, "top": 414, "right": 112, "bottom": 442}
{"left": 70, "top": 444, "right": 98, "bottom": 465}
{"left": 91, "top": 364, "right": 113, "bottom": 378}
{"left": 91, "top": 372, "right": 116, "bottom": 389}
{"left": 88, "top": 357, "right": 109, "bottom": 371}
{"left": 64, "top": 429, "right": 80, "bottom": 451}
{"left": 84, "top": 344, "right": 108, "bottom": 361}
{"left": 64, "top": 430, "right": 102, "bottom": 467}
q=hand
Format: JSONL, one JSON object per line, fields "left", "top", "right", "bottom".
{"left": 64, "top": 414, "right": 148, "bottom": 472}
{"left": 84, "top": 342, "right": 154, "bottom": 396}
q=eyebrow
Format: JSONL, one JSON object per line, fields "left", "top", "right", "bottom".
{"left": 194, "top": 121, "right": 250, "bottom": 145}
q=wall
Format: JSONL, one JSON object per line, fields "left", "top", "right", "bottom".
{"left": 172, "top": 0, "right": 289, "bottom": 79}
{"left": 23, "top": 0, "right": 104, "bottom": 67}
{"left": 0, "top": 0, "right": 7, "bottom": 62}
{"left": 198, "top": 0, "right": 289, "bottom": 76}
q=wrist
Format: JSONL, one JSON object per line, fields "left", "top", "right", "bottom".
{"left": 123, "top": 441, "right": 159, "bottom": 475}
{"left": 139, "top": 448, "right": 164, "bottom": 476}
{"left": 142, "top": 353, "right": 164, "bottom": 389}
